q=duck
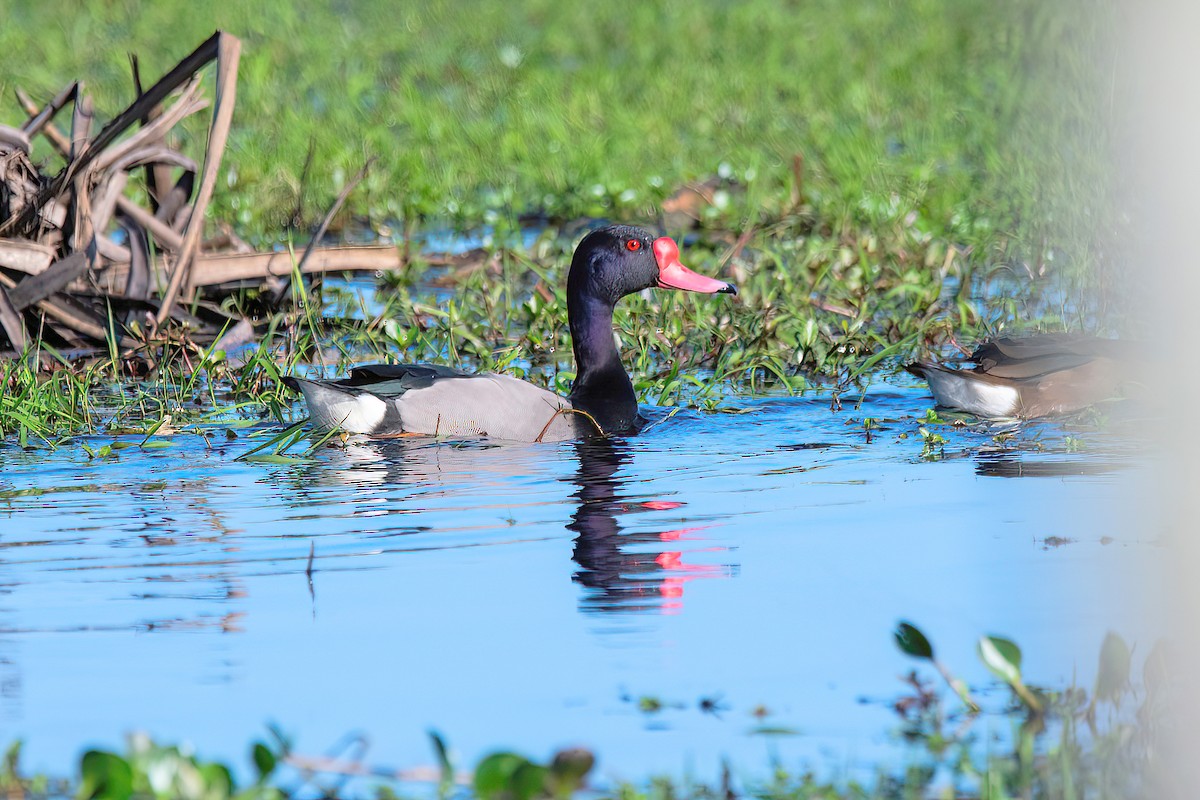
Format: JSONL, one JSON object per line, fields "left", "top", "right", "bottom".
{"left": 283, "top": 225, "right": 736, "bottom": 442}
{"left": 904, "top": 333, "right": 1139, "bottom": 419}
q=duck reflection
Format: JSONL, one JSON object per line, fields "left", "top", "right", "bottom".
{"left": 281, "top": 435, "right": 734, "bottom": 615}
{"left": 973, "top": 449, "right": 1126, "bottom": 478}
{"left": 568, "top": 438, "right": 732, "bottom": 614}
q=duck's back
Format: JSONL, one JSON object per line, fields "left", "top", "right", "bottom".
{"left": 389, "top": 371, "right": 582, "bottom": 441}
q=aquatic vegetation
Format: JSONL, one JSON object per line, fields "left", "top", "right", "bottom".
{"left": 894, "top": 621, "right": 979, "bottom": 712}
{"left": 0, "top": 627, "right": 1158, "bottom": 800}
{"left": 886, "top": 624, "right": 1158, "bottom": 798}
{"left": 0, "top": 218, "right": 1072, "bottom": 444}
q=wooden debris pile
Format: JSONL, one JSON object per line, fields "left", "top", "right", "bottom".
{"left": 0, "top": 31, "right": 407, "bottom": 360}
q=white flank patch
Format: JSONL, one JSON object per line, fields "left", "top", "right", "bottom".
{"left": 299, "top": 382, "right": 388, "bottom": 434}
{"left": 923, "top": 371, "right": 1019, "bottom": 418}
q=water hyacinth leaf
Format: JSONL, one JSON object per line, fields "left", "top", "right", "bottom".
{"left": 1094, "top": 631, "right": 1132, "bottom": 704}
{"left": 894, "top": 621, "right": 934, "bottom": 660}
{"left": 978, "top": 635, "right": 1023, "bottom": 686}
{"left": 510, "top": 761, "right": 549, "bottom": 800}
{"left": 251, "top": 742, "right": 276, "bottom": 781}
{"left": 473, "top": 752, "right": 529, "bottom": 800}
{"left": 79, "top": 750, "right": 134, "bottom": 800}
{"left": 198, "top": 762, "right": 232, "bottom": 797}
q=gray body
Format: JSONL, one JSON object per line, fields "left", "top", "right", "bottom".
{"left": 285, "top": 365, "right": 585, "bottom": 442}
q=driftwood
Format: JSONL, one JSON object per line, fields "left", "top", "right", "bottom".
{"left": 0, "top": 32, "right": 242, "bottom": 354}
{"left": 86, "top": 245, "right": 488, "bottom": 295}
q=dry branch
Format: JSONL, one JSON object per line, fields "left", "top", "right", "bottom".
{"left": 0, "top": 286, "right": 27, "bottom": 351}
{"left": 190, "top": 245, "right": 403, "bottom": 287}
{"left": 0, "top": 33, "right": 224, "bottom": 239}
{"left": 19, "top": 83, "right": 78, "bottom": 138}
{"left": 155, "top": 33, "right": 240, "bottom": 325}
{"left": 6, "top": 253, "right": 88, "bottom": 310}
{"left": 13, "top": 90, "right": 189, "bottom": 254}
{"left": 0, "top": 239, "right": 53, "bottom": 275}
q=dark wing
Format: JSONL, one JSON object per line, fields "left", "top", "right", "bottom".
{"left": 970, "top": 335, "right": 1132, "bottom": 381}
{"left": 281, "top": 363, "right": 479, "bottom": 398}
{"left": 348, "top": 363, "right": 469, "bottom": 384}
{"left": 341, "top": 363, "right": 478, "bottom": 397}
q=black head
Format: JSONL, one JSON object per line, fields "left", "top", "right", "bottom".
{"left": 567, "top": 224, "right": 736, "bottom": 305}
{"left": 565, "top": 224, "right": 736, "bottom": 434}
{"left": 568, "top": 225, "right": 660, "bottom": 304}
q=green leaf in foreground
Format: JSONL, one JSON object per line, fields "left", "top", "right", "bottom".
{"left": 198, "top": 761, "right": 232, "bottom": 797}
{"left": 510, "top": 762, "right": 549, "bottom": 800}
{"left": 894, "top": 621, "right": 934, "bottom": 660}
{"left": 240, "top": 454, "right": 311, "bottom": 465}
{"left": 978, "top": 635, "right": 1023, "bottom": 685}
{"left": 978, "top": 635, "right": 1042, "bottom": 713}
{"left": 473, "top": 752, "right": 532, "bottom": 800}
{"left": 251, "top": 741, "right": 276, "bottom": 781}
{"left": 2, "top": 739, "right": 21, "bottom": 786}
{"left": 235, "top": 419, "right": 310, "bottom": 462}
{"left": 894, "top": 621, "right": 979, "bottom": 713}
{"left": 78, "top": 750, "right": 133, "bottom": 800}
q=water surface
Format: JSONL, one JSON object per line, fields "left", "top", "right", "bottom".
{"left": 0, "top": 385, "right": 1158, "bottom": 782}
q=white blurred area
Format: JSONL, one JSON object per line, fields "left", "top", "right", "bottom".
{"left": 1122, "top": 0, "right": 1200, "bottom": 794}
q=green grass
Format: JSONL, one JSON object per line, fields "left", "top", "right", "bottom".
{"left": 0, "top": 215, "right": 1082, "bottom": 443}
{"left": 0, "top": 0, "right": 1115, "bottom": 263}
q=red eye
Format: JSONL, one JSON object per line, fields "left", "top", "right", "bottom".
{"left": 626, "top": 240, "right": 641, "bottom": 251}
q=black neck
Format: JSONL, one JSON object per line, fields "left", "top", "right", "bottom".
{"left": 567, "top": 292, "right": 639, "bottom": 433}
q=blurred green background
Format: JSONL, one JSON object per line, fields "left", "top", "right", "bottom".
{"left": 0, "top": 0, "right": 1113, "bottom": 266}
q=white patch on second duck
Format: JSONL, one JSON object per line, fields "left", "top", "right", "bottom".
{"left": 299, "top": 381, "right": 388, "bottom": 434}
{"left": 923, "top": 370, "right": 1019, "bottom": 418}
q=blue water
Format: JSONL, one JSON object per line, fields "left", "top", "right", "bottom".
{"left": 0, "top": 385, "right": 1158, "bottom": 785}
